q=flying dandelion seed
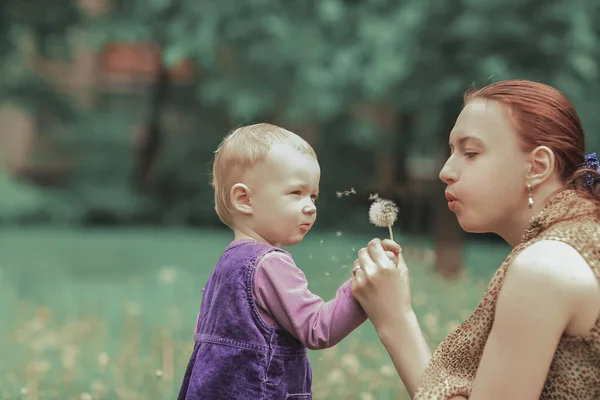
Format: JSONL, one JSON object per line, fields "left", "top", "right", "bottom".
{"left": 368, "top": 198, "right": 399, "bottom": 240}
{"left": 368, "top": 193, "right": 379, "bottom": 201}
{"left": 308, "top": 253, "right": 313, "bottom": 261}
{"left": 320, "top": 239, "right": 324, "bottom": 245}
{"left": 335, "top": 231, "right": 342, "bottom": 237}
{"left": 336, "top": 188, "right": 356, "bottom": 197}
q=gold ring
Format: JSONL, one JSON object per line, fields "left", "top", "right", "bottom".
{"left": 352, "top": 265, "right": 362, "bottom": 276}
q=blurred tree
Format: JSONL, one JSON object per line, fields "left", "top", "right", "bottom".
{"left": 0, "top": 0, "right": 599, "bottom": 269}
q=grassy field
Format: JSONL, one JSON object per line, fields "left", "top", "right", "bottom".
{"left": 0, "top": 227, "right": 509, "bottom": 400}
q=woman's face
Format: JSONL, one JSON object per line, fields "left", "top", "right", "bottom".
{"left": 440, "top": 99, "right": 530, "bottom": 234}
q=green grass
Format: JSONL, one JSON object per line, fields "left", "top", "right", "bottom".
{"left": 0, "top": 228, "right": 509, "bottom": 400}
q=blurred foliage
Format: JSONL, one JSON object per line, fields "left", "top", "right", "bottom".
{"left": 0, "top": 0, "right": 599, "bottom": 229}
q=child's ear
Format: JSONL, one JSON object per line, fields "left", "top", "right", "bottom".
{"left": 230, "top": 183, "right": 253, "bottom": 215}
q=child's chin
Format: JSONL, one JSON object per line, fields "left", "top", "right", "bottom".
{"left": 281, "top": 236, "right": 304, "bottom": 247}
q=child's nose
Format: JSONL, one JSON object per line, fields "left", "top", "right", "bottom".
{"left": 302, "top": 203, "right": 316, "bottom": 215}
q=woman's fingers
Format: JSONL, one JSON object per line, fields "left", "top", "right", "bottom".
{"left": 358, "top": 246, "right": 376, "bottom": 275}
{"left": 367, "top": 239, "right": 395, "bottom": 269}
{"left": 381, "top": 239, "right": 402, "bottom": 255}
{"left": 384, "top": 251, "right": 398, "bottom": 265}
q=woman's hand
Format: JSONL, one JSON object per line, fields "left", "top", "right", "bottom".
{"left": 351, "top": 238, "right": 413, "bottom": 331}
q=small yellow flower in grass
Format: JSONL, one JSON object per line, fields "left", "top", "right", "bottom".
{"left": 340, "top": 353, "right": 360, "bottom": 375}
{"left": 368, "top": 197, "right": 399, "bottom": 241}
{"left": 445, "top": 319, "right": 461, "bottom": 334}
{"left": 423, "top": 312, "right": 439, "bottom": 336}
{"left": 125, "top": 301, "right": 141, "bottom": 316}
{"left": 327, "top": 368, "right": 345, "bottom": 384}
{"left": 360, "top": 393, "right": 376, "bottom": 400}
{"left": 158, "top": 267, "right": 178, "bottom": 285}
{"left": 98, "top": 353, "right": 110, "bottom": 367}
{"left": 379, "top": 365, "right": 396, "bottom": 378}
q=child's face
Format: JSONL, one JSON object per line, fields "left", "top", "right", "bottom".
{"left": 247, "top": 143, "right": 320, "bottom": 246}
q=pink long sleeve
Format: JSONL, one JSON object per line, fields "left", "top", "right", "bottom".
{"left": 253, "top": 251, "right": 367, "bottom": 350}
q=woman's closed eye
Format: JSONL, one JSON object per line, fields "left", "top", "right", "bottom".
{"left": 464, "top": 152, "right": 478, "bottom": 158}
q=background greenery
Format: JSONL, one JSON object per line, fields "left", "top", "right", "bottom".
{"left": 0, "top": 0, "right": 598, "bottom": 398}
{"left": 0, "top": 228, "right": 509, "bottom": 399}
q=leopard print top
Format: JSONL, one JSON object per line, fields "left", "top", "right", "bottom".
{"left": 414, "top": 189, "right": 600, "bottom": 400}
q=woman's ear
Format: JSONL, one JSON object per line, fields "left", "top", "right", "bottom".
{"left": 230, "top": 183, "right": 253, "bottom": 215}
{"left": 526, "top": 146, "right": 556, "bottom": 186}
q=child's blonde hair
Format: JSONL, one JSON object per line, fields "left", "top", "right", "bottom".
{"left": 211, "top": 123, "right": 317, "bottom": 228}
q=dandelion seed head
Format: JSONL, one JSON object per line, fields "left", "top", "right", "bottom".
{"left": 368, "top": 199, "right": 398, "bottom": 228}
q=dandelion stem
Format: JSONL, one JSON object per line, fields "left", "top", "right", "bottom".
{"left": 388, "top": 225, "right": 394, "bottom": 241}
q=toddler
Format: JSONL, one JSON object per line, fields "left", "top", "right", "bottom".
{"left": 177, "top": 123, "right": 368, "bottom": 400}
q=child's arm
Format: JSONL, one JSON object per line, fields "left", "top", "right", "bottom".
{"left": 254, "top": 251, "right": 367, "bottom": 350}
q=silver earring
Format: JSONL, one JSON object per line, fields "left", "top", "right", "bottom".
{"left": 527, "top": 184, "right": 534, "bottom": 209}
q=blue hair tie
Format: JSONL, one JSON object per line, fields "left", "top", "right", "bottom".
{"left": 583, "top": 152, "right": 600, "bottom": 186}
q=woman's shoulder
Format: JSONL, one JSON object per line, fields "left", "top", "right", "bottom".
{"left": 507, "top": 240, "right": 600, "bottom": 334}
{"left": 512, "top": 240, "right": 596, "bottom": 294}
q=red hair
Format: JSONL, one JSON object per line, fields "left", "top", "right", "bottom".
{"left": 464, "top": 79, "right": 600, "bottom": 201}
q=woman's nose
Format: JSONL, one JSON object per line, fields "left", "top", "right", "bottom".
{"left": 439, "top": 157, "right": 457, "bottom": 185}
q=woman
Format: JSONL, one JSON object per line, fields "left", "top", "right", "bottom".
{"left": 351, "top": 80, "right": 600, "bottom": 399}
